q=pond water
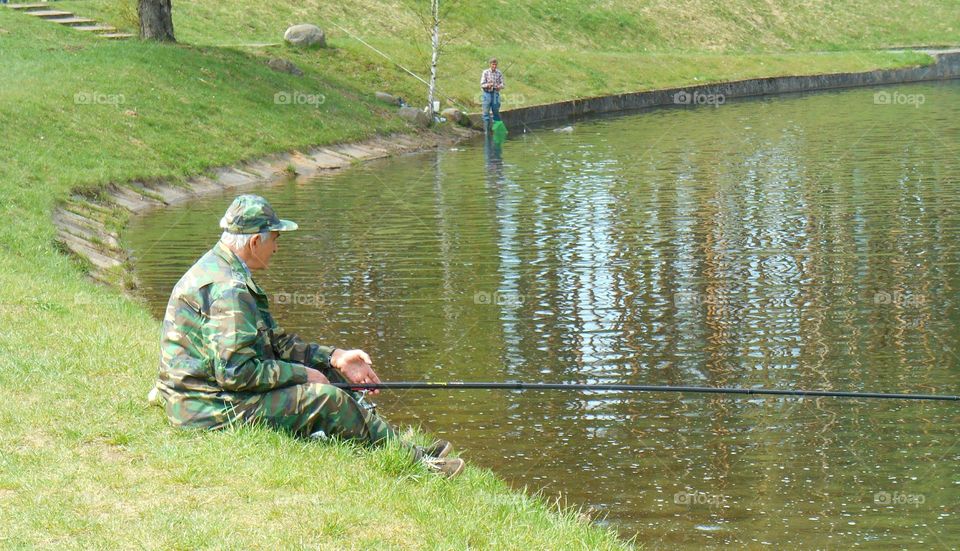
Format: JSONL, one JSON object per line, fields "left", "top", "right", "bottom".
{"left": 125, "top": 81, "right": 960, "bottom": 548}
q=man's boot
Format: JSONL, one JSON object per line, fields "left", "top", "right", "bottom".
{"left": 422, "top": 456, "right": 466, "bottom": 479}
{"left": 412, "top": 444, "right": 464, "bottom": 479}
{"left": 416, "top": 439, "right": 453, "bottom": 459}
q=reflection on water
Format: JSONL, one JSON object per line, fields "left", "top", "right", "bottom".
{"left": 125, "top": 81, "right": 960, "bottom": 548}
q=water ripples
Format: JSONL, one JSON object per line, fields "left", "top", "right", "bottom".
{"left": 125, "top": 81, "right": 960, "bottom": 547}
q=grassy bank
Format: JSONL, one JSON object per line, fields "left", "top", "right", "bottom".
{"left": 0, "top": 8, "right": 626, "bottom": 550}
{"left": 59, "top": 0, "right": 955, "bottom": 111}
{"left": 0, "top": 0, "right": 957, "bottom": 548}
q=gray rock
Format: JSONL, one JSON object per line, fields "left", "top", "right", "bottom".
{"left": 441, "top": 107, "right": 470, "bottom": 126}
{"left": 375, "top": 91, "right": 399, "bottom": 105}
{"left": 266, "top": 57, "right": 304, "bottom": 76}
{"left": 399, "top": 106, "right": 431, "bottom": 127}
{"left": 284, "top": 24, "right": 325, "bottom": 48}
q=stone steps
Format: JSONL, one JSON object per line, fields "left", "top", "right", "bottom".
{"left": 50, "top": 16, "right": 98, "bottom": 26}
{"left": 25, "top": 9, "right": 73, "bottom": 18}
{"left": 3, "top": 2, "right": 134, "bottom": 40}
{"left": 6, "top": 3, "right": 55, "bottom": 10}
{"left": 74, "top": 25, "right": 118, "bottom": 33}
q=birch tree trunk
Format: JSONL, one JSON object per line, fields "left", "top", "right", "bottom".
{"left": 426, "top": 0, "right": 440, "bottom": 120}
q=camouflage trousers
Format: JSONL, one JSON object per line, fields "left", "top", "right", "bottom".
{"left": 233, "top": 369, "right": 397, "bottom": 445}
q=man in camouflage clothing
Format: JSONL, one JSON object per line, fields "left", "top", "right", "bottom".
{"left": 153, "top": 194, "right": 463, "bottom": 478}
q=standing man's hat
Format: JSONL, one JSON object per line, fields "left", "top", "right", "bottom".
{"left": 219, "top": 194, "right": 299, "bottom": 234}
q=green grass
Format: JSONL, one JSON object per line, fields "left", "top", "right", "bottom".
{"left": 0, "top": 8, "right": 627, "bottom": 550}
{"left": 56, "top": 0, "right": 956, "bottom": 111}
{"left": 0, "top": 0, "right": 957, "bottom": 548}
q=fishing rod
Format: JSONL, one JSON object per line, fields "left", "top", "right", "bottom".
{"left": 332, "top": 382, "right": 959, "bottom": 402}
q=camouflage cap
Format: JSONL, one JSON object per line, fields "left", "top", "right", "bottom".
{"left": 219, "top": 194, "right": 298, "bottom": 234}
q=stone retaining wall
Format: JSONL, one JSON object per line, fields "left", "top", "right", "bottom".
{"left": 472, "top": 50, "right": 960, "bottom": 129}
{"left": 54, "top": 130, "right": 473, "bottom": 286}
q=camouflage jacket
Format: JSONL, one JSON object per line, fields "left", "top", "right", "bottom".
{"left": 157, "top": 241, "right": 334, "bottom": 428}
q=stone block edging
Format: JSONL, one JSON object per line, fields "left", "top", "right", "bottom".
{"left": 472, "top": 50, "right": 960, "bottom": 129}
{"left": 54, "top": 129, "right": 475, "bottom": 287}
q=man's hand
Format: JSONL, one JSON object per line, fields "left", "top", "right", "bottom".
{"left": 305, "top": 367, "right": 330, "bottom": 384}
{"left": 331, "top": 349, "right": 382, "bottom": 395}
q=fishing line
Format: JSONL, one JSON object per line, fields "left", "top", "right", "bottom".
{"left": 333, "top": 382, "right": 958, "bottom": 402}
{"left": 328, "top": 21, "right": 470, "bottom": 111}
